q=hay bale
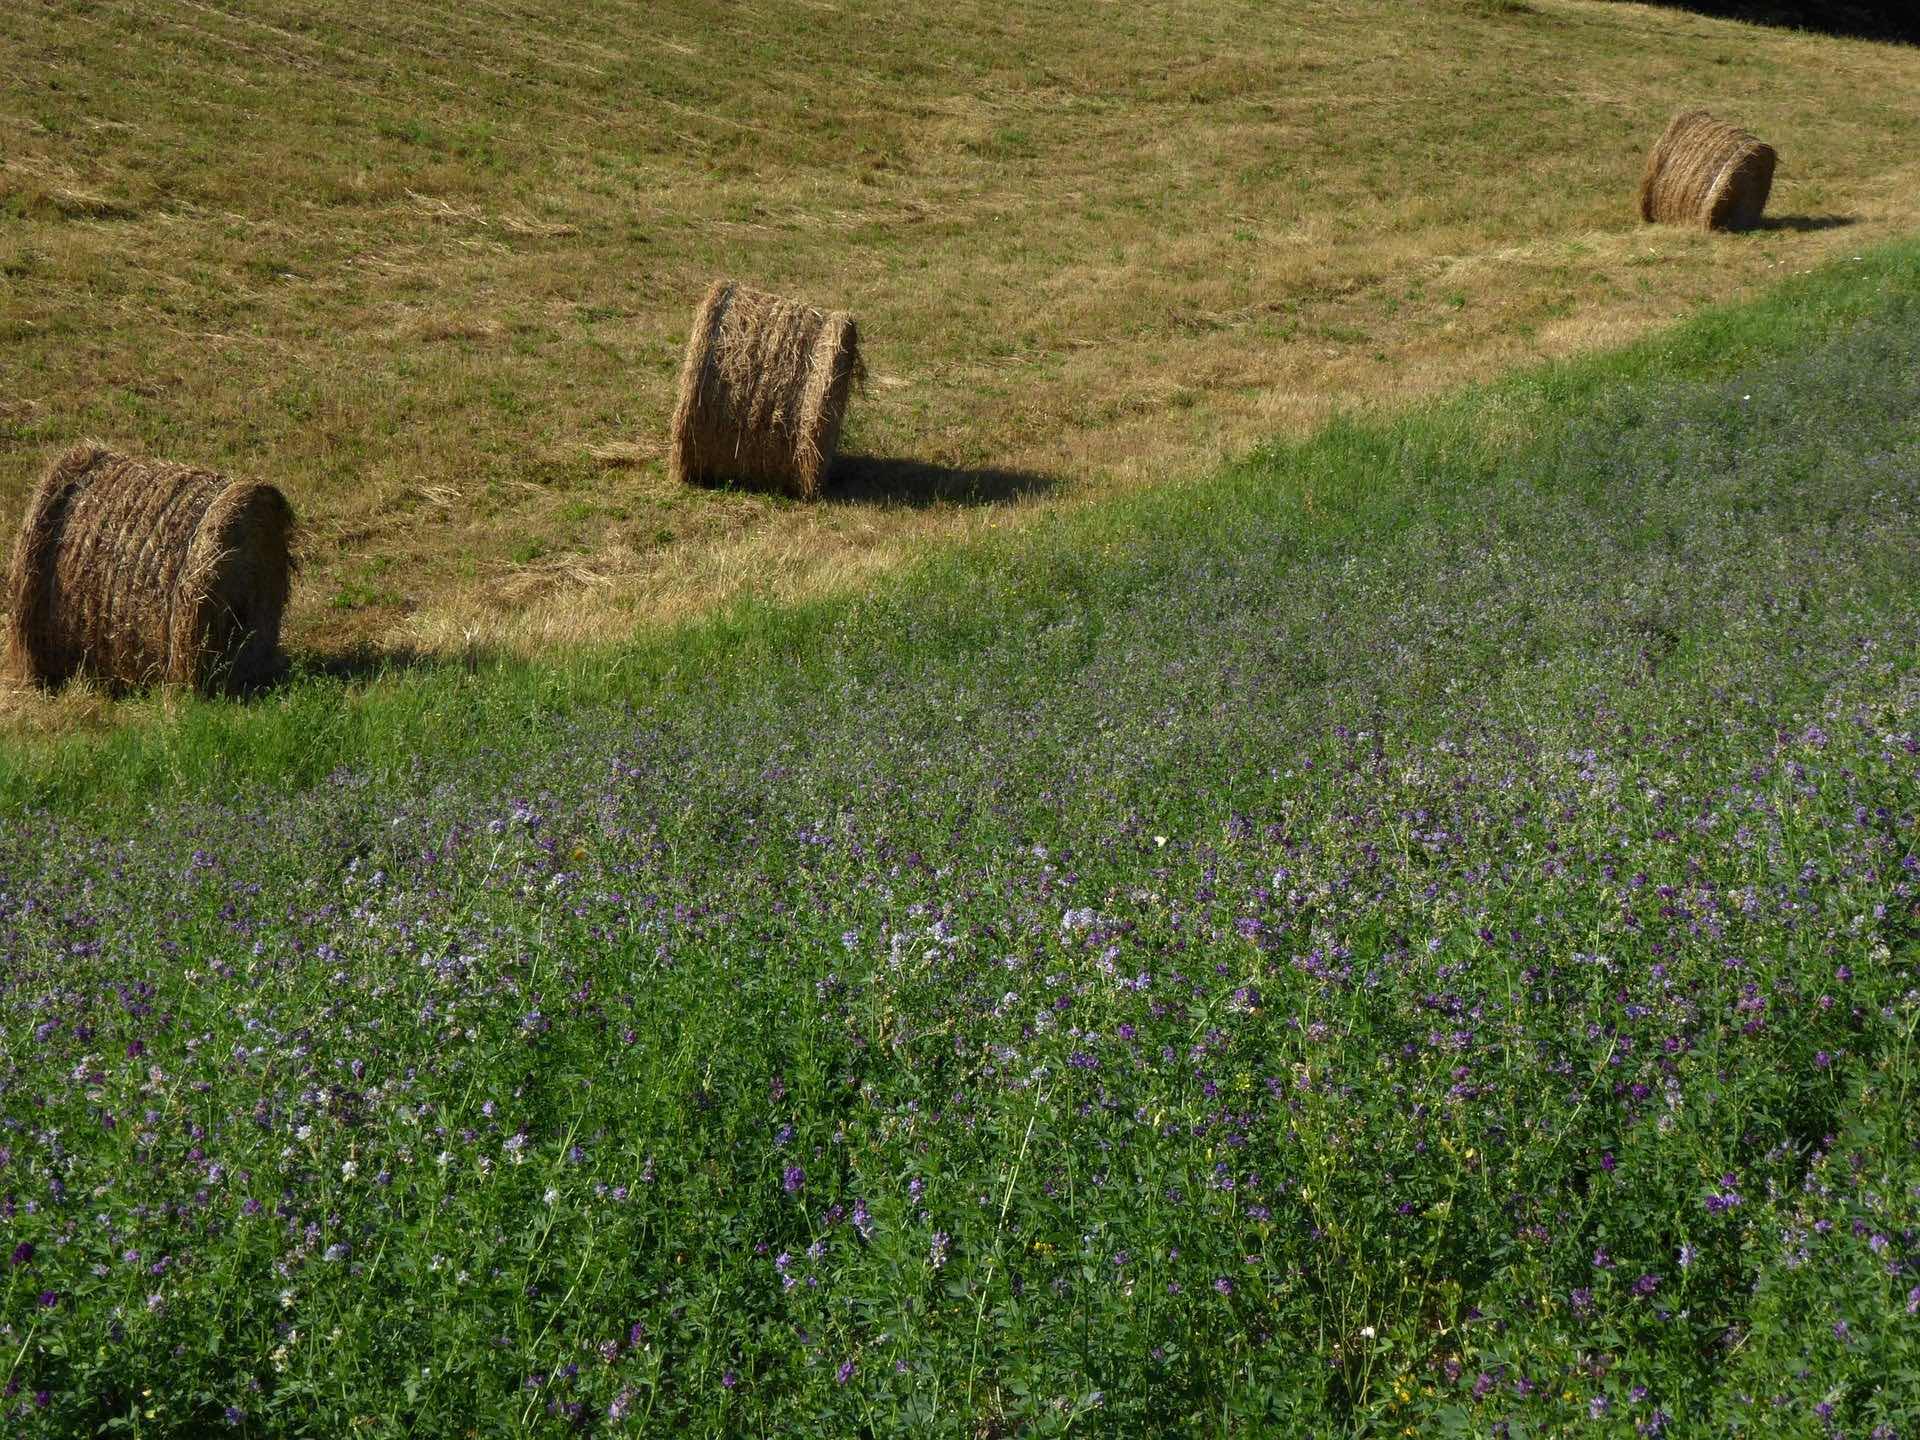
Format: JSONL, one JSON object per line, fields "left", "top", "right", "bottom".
{"left": 6, "top": 444, "right": 295, "bottom": 695}
{"left": 1638, "top": 110, "right": 1776, "bottom": 231}
{"left": 669, "top": 280, "right": 862, "bottom": 500}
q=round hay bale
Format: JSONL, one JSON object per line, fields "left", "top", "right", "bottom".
{"left": 5, "top": 444, "right": 295, "bottom": 695}
{"left": 1637, "top": 110, "right": 1776, "bottom": 231}
{"left": 668, "top": 280, "right": 862, "bottom": 500}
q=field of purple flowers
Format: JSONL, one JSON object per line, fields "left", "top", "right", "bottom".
{"left": 3, "top": 255, "right": 1918, "bottom": 1436}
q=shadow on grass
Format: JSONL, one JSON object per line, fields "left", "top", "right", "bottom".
{"left": 678, "top": 456, "right": 1055, "bottom": 507}
{"left": 275, "top": 642, "right": 494, "bottom": 690}
{"left": 1624, "top": 2, "right": 1918, "bottom": 44}
{"left": 827, "top": 454, "right": 1056, "bottom": 508}
{"left": 1757, "top": 214, "right": 1859, "bottom": 233}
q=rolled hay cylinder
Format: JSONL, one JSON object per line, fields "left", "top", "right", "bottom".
{"left": 1638, "top": 110, "right": 1776, "bottom": 231}
{"left": 5, "top": 444, "right": 295, "bottom": 695}
{"left": 669, "top": 280, "right": 862, "bottom": 500}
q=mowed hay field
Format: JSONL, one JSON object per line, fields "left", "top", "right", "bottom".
{"left": 3, "top": 0, "right": 1919, "bottom": 666}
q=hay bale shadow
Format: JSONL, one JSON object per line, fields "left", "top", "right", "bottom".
{"left": 826, "top": 454, "right": 1056, "bottom": 509}
{"left": 283, "top": 641, "right": 495, "bottom": 690}
{"left": 1755, "top": 214, "right": 1857, "bottom": 233}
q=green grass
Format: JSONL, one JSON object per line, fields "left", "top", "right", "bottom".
{"left": 3, "top": 236, "right": 1919, "bottom": 1436}
{"left": 2, "top": 237, "right": 1917, "bottom": 1436}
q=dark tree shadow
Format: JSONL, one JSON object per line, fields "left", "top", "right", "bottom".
{"left": 826, "top": 454, "right": 1056, "bottom": 508}
{"left": 1754, "top": 214, "right": 1859, "bottom": 233}
{"left": 1626, "top": 2, "right": 1918, "bottom": 44}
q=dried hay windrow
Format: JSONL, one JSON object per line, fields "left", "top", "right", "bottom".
{"left": 5, "top": 444, "right": 295, "bottom": 695}
{"left": 1638, "top": 110, "right": 1776, "bottom": 231}
{"left": 669, "top": 281, "right": 862, "bottom": 500}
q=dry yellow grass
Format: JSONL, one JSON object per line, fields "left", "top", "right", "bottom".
{"left": 3, "top": 0, "right": 1918, "bottom": 673}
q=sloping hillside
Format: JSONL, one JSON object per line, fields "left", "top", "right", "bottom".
{"left": 3, "top": 0, "right": 1918, "bottom": 665}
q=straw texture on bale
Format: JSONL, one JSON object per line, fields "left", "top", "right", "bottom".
{"left": 1638, "top": 110, "right": 1776, "bottom": 231}
{"left": 669, "top": 281, "right": 862, "bottom": 500}
{"left": 6, "top": 444, "right": 295, "bottom": 695}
